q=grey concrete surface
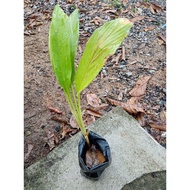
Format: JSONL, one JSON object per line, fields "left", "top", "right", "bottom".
{"left": 24, "top": 107, "right": 166, "bottom": 190}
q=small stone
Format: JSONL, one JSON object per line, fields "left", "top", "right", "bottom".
{"left": 148, "top": 70, "right": 155, "bottom": 74}
{"left": 55, "top": 126, "right": 61, "bottom": 132}
{"left": 163, "top": 88, "right": 166, "bottom": 93}
{"left": 102, "top": 69, "right": 107, "bottom": 76}
{"left": 159, "top": 100, "right": 166, "bottom": 106}
{"left": 25, "top": 131, "right": 31, "bottom": 136}
{"left": 161, "top": 132, "right": 166, "bottom": 138}
{"left": 126, "top": 72, "right": 132, "bottom": 77}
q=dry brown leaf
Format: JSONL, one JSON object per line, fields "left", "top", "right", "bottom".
{"left": 84, "top": 114, "right": 96, "bottom": 126}
{"left": 121, "top": 9, "right": 128, "bottom": 14}
{"left": 144, "top": 25, "right": 155, "bottom": 31}
{"left": 60, "top": 125, "right": 73, "bottom": 139}
{"left": 149, "top": 5, "right": 156, "bottom": 14}
{"left": 86, "top": 94, "right": 101, "bottom": 107}
{"left": 150, "top": 3, "right": 162, "bottom": 13}
{"left": 112, "top": 53, "right": 121, "bottom": 65}
{"left": 70, "top": 115, "right": 79, "bottom": 129}
{"left": 46, "top": 130, "right": 56, "bottom": 150}
{"left": 107, "top": 97, "right": 145, "bottom": 115}
{"left": 149, "top": 121, "right": 166, "bottom": 131}
{"left": 141, "top": 2, "right": 151, "bottom": 9}
{"left": 85, "top": 145, "right": 106, "bottom": 169}
{"left": 130, "top": 16, "right": 145, "bottom": 23}
{"left": 93, "top": 16, "right": 105, "bottom": 25}
{"left": 107, "top": 97, "right": 145, "bottom": 126}
{"left": 135, "top": 112, "right": 145, "bottom": 127}
{"left": 157, "top": 38, "right": 164, "bottom": 45}
{"left": 24, "top": 144, "right": 33, "bottom": 161}
{"left": 122, "top": 45, "right": 125, "bottom": 60}
{"left": 53, "top": 133, "right": 59, "bottom": 144}
{"left": 126, "top": 97, "right": 145, "bottom": 114}
{"left": 118, "top": 91, "right": 123, "bottom": 100}
{"left": 93, "top": 103, "right": 109, "bottom": 111}
{"left": 157, "top": 34, "right": 166, "bottom": 42}
{"left": 105, "top": 10, "right": 118, "bottom": 15}
{"left": 48, "top": 106, "right": 62, "bottom": 114}
{"left": 160, "top": 110, "right": 166, "bottom": 123}
{"left": 129, "top": 76, "right": 151, "bottom": 97}
{"left": 51, "top": 116, "right": 68, "bottom": 124}
{"left": 94, "top": 19, "right": 99, "bottom": 25}
{"left": 86, "top": 108, "right": 103, "bottom": 118}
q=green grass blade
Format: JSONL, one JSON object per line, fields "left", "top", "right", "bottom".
{"left": 74, "top": 18, "right": 133, "bottom": 94}
{"left": 49, "top": 5, "right": 79, "bottom": 93}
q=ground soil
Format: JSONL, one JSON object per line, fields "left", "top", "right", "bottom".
{"left": 24, "top": 0, "right": 166, "bottom": 168}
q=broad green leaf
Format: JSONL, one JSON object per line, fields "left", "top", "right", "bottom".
{"left": 49, "top": 5, "right": 79, "bottom": 93}
{"left": 74, "top": 18, "right": 133, "bottom": 94}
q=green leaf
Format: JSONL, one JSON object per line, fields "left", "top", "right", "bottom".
{"left": 49, "top": 5, "right": 79, "bottom": 93}
{"left": 74, "top": 18, "right": 133, "bottom": 94}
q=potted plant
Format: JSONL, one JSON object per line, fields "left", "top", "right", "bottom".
{"left": 48, "top": 4, "right": 132, "bottom": 180}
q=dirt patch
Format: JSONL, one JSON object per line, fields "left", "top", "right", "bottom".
{"left": 24, "top": 0, "right": 166, "bottom": 168}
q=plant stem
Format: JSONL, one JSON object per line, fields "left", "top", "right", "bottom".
{"left": 65, "top": 86, "right": 90, "bottom": 147}
{"left": 76, "top": 93, "right": 90, "bottom": 147}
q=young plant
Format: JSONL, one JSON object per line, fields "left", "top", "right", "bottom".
{"left": 49, "top": 5, "right": 133, "bottom": 146}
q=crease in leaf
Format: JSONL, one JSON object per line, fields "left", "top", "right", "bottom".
{"left": 74, "top": 18, "right": 133, "bottom": 94}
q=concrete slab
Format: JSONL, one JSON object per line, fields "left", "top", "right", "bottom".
{"left": 24, "top": 107, "right": 166, "bottom": 190}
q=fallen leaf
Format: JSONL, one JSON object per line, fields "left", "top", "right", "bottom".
{"left": 86, "top": 108, "right": 103, "bottom": 118}
{"left": 157, "top": 38, "right": 164, "bottom": 45}
{"left": 107, "top": 97, "right": 145, "bottom": 115}
{"left": 118, "top": 91, "right": 123, "bottom": 100}
{"left": 150, "top": 3, "right": 162, "bottom": 13}
{"left": 48, "top": 106, "right": 62, "bottom": 114}
{"left": 105, "top": 10, "right": 118, "bottom": 16}
{"left": 130, "top": 16, "right": 145, "bottom": 23}
{"left": 85, "top": 144, "right": 106, "bottom": 169}
{"left": 160, "top": 110, "right": 166, "bottom": 123}
{"left": 24, "top": 144, "right": 33, "bottom": 161}
{"left": 122, "top": 45, "right": 125, "bottom": 60}
{"left": 51, "top": 116, "right": 68, "bottom": 124}
{"left": 141, "top": 2, "right": 151, "bottom": 9}
{"left": 94, "top": 103, "right": 109, "bottom": 111}
{"left": 86, "top": 94, "right": 101, "bottom": 107}
{"left": 144, "top": 25, "right": 155, "bottom": 31}
{"left": 112, "top": 53, "right": 121, "bottom": 65}
{"left": 45, "top": 130, "right": 55, "bottom": 150}
{"left": 157, "top": 34, "right": 166, "bottom": 42}
{"left": 149, "top": 121, "right": 166, "bottom": 131}
{"left": 129, "top": 76, "right": 151, "bottom": 97}
{"left": 135, "top": 112, "right": 145, "bottom": 127}
{"left": 60, "top": 125, "right": 73, "bottom": 139}
{"left": 53, "top": 133, "right": 59, "bottom": 144}
{"left": 149, "top": 5, "right": 156, "bottom": 14}
{"left": 70, "top": 115, "right": 79, "bottom": 129}
{"left": 126, "top": 97, "right": 145, "bottom": 114}
{"left": 84, "top": 115, "right": 96, "bottom": 126}
{"left": 93, "top": 16, "right": 105, "bottom": 25}
{"left": 28, "top": 13, "right": 40, "bottom": 19}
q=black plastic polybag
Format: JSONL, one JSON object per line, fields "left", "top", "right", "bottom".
{"left": 78, "top": 130, "right": 111, "bottom": 180}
